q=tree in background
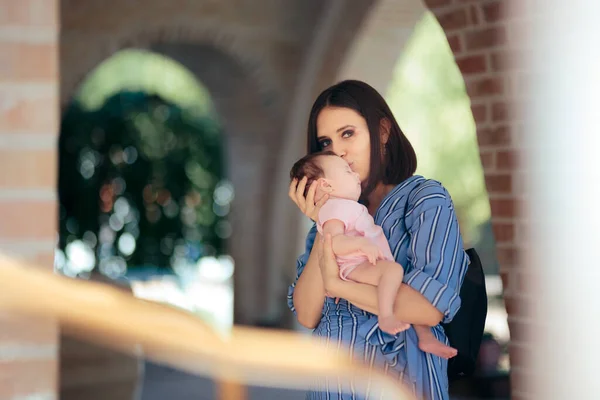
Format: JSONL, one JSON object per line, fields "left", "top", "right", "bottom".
{"left": 58, "top": 92, "right": 228, "bottom": 277}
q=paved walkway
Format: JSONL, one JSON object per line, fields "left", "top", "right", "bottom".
{"left": 140, "top": 362, "right": 306, "bottom": 400}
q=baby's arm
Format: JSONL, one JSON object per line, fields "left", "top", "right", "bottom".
{"left": 322, "top": 220, "right": 371, "bottom": 256}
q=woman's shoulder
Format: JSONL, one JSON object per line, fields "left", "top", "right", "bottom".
{"left": 407, "top": 177, "right": 450, "bottom": 206}
{"left": 382, "top": 175, "right": 449, "bottom": 211}
{"left": 404, "top": 176, "right": 457, "bottom": 229}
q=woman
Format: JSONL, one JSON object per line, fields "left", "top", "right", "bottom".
{"left": 287, "top": 80, "right": 469, "bottom": 400}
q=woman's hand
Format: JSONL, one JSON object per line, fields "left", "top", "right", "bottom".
{"left": 288, "top": 177, "right": 329, "bottom": 221}
{"left": 318, "top": 234, "right": 343, "bottom": 297}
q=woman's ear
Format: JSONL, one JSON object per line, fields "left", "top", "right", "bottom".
{"left": 380, "top": 118, "right": 392, "bottom": 145}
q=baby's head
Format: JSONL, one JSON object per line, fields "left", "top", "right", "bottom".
{"left": 290, "top": 151, "right": 362, "bottom": 202}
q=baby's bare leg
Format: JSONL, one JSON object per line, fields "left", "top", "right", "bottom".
{"left": 346, "top": 260, "right": 409, "bottom": 335}
{"left": 413, "top": 325, "right": 458, "bottom": 359}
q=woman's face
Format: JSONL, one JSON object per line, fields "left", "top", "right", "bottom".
{"left": 315, "top": 106, "right": 372, "bottom": 184}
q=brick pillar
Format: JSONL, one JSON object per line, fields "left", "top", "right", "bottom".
{"left": 0, "top": 1, "right": 60, "bottom": 399}
{"left": 424, "top": 0, "right": 527, "bottom": 397}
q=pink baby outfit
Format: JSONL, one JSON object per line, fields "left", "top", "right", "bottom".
{"left": 317, "top": 198, "right": 395, "bottom": 280}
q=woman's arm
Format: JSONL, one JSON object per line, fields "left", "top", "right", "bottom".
{"left": 318, "top": 235, "right": 443, "bottom": 326}
{"left": 329, "top": 280, "right": 442, "bottom": 326}
{"left": 292, "top": 232, "right": 326, "bottom": 329}
{"left": 326, "top": 180, "right": 468, "bottom": 327}
{"left": 401, "top": 203, "right": 466, "bottom": 325}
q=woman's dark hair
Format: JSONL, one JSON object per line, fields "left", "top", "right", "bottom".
{"left": 306, "top": 80, "right": 417, "bottom": 205}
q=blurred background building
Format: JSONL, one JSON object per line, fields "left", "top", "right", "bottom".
{"left": 1, "top": 0, "right": 527, "bottom": 399}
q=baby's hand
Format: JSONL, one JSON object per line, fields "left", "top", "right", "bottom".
{"left": 361, "top": 242, "right": 382, "bottom": 265}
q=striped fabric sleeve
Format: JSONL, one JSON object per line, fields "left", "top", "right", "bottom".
{"left": 404, "top": 201, "right": 464, "bottom": 324}
{"left": 286, "top": 224, "right": 318, "bottom": 316}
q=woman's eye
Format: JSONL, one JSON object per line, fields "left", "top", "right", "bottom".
{"left": 342, "top": 130, "right": 354, "bottom": 138}
{"left": 319, "top": 140, "right": 331, "bottom": 148}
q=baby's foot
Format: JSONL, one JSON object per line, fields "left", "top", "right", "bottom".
{"left": 378, "top": 315, "right": 410, "bottom": 335}
{"left": 418, "top": 336, "right": 458, "bottom": 359}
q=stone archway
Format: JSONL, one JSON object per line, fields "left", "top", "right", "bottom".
{"left": 61, "top": 27, "right": 284, "bottom": 327}
{"left": 59, "top": 1, "right": 288, "bottom": 114}
{"left": 337, "top": 0, "right": 426, "bottom": 94}
{"left": 59, "top": 0, "right": 351, "bottom": 328}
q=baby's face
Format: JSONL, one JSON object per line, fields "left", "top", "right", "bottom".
{"left": 319, "top": 155, "right": 362, "bottom": 201}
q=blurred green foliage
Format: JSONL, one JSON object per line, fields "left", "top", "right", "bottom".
{"left": 388, "top": 12, "right": 499, "bottom": 274}
{"left": 58, "top": 50, "right": 226, "bottom": 275}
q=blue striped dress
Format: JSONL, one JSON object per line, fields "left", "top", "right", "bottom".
{"left": 287, "top": 175, "right": 469, "bottom": 400}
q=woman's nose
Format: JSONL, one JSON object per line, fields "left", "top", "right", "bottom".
{"left": 332, "top": 143, "right": 346, "bottom": 158}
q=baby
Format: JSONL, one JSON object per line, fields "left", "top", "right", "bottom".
{"left": 290, "top": 151, "right": 457, "bottom": 359}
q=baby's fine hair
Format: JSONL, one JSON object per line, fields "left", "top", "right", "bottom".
{"left": 289, "top": 151, "right": 338, "bottom": 197}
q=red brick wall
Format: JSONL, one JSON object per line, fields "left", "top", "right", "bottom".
{"left": 0, "top": 0, "right": 59, "bottom": 398}
{"left": 424, "top": 0, "right": 527, "bottom": 397}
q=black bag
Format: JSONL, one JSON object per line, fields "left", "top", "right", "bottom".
{"left": 441, "top": 247, "right": 488, "bottom": 381}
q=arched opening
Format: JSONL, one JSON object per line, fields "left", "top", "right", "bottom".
{"left": 387, "top": 10, "right": 510, "bottom": 397}
{"left": 58, "top": 34, "right": 290, "bottom": 396}
{"left": 57, "top": 49, "right": 232, "bottom": 328}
